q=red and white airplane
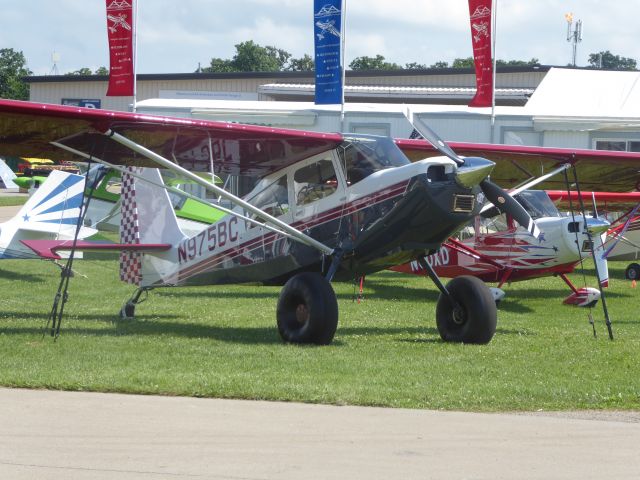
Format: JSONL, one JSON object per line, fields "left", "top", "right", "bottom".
{"left": 392, "top": 189, "right": 610, "bottom": 307}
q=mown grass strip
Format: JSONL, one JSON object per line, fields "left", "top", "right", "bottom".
{"left": 0, "top": 195, "right": 28, "bottom": 207}
{"left": 0, "top": 258, "right": 638, "bottom": 411}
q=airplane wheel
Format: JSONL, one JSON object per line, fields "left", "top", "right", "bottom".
{"left": 436, "top": 276, "right": 497, "bottom": 344}
{"left": 625, "top": 263, "right": 640, "bottom": 281}
{"left": 277, "top": 272, "right": 338, "bottom": 345}
{"left": 120, "top": 303, "right": 135, "bottom": 319}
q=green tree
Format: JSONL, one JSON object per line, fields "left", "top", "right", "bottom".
{"left": 64, "top": 66, "right": 110, "bottom": 75}
{"left": 496, "top": 58, "right": 540, "bottom": 67}
{"left": 451, "top": 57, "right": 474, "bottom": 68}
{"left": 287, "top": 54, "right": 314, "bottom": 72}
{"left": 405, "top": 62, "right": 428, "bottom": 70}
{"left": 65, "top": 67, "right": 94, "bottom": 76}
{"left": 450, "top": 57, "right": 539, "bottom": 68}
{"left": 588, "top": 50, "right": 637, "bottom": 70}
{"left": 203, "top": 41, "right": 292, "bottom": 73}
{"left": 203, "top": 57, "right": 235, "bottom": 73}
{"left": 349, "top": 54, "right": 401, "bottom": 70}
{"left": 0, "top": 48, "right": 31, "bottom": 100}
{"left": 430, "top": 61, "right": 450, "bottom": 69}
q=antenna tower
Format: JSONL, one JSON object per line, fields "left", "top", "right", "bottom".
{"left": 50, "top": 51, "right": 61, "bottom": 75}
{"left": 565, "top": 13, "right": 582, "bottom": 67}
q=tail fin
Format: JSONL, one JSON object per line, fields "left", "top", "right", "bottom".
{"left": 119, "top": 167, "right": 185, "bottom": 286}
{"left": 10, "top": 170, "right": 95, "bottom": 238}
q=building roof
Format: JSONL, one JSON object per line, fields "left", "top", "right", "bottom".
{"left": 23, "top": 65, "right": 552, "bottom": 83}
{"left": 258, "top": 83, "right": 534, "bottom": 104}
{"left": 524, "top": 67, "right": 640, "bottom": 118}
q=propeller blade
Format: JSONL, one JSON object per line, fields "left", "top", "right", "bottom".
{"left": 480, "top": 179, "right": 541, "bottom": 238}
{"left": 403, "top": 108, "right": 465, "bottom": 165}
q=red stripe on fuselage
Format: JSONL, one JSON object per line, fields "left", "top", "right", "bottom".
{"left": 174, "top": 181, "right": 409, "bottom": 283}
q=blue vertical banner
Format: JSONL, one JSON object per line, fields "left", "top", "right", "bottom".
{"left": 314, "top": 1, "right": 343, "bottom": 105}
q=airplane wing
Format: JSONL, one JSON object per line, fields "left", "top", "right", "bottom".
{"left": 0, "top": 99, "right": 343, "bottom": 177}
{"left": 396, "top": 139, "right": 640, "bottom": 193}
{"left": 546, "top": 191, "right": 640, "bottom": 209}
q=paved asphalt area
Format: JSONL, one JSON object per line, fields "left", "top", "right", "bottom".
{"left": 0, "top": 388, "right": 639, "bottom": 480}
{"left": 0, "top": 203, "right": 23, "bottom": 222}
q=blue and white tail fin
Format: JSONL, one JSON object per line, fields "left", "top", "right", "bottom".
{"left": 10, "top": 170, "right": 96, "bottom": 238}
{"left": 10, "top": 170, "right": 95, "bottom": 234}
{"left": 119, "top": 167, "right": 185, "bottom": 286}
{"left": 0, "top": 170, "right": 97, "bottom": 259}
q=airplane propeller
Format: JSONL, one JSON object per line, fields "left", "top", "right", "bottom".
{"left": 404, "top": 108, "right": 541, "bottom": 238}
{"left": 479, "top": 178, "right": 541, "bottom": 238}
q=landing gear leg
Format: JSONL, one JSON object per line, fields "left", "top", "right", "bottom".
{"left": 120, "top": 287, "right": 151, "bottom": 319}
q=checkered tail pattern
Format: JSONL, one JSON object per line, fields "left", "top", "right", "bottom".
{"left": 119, "top": 167, "right": 143, "bottom": 285}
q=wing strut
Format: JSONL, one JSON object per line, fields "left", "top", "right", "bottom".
{"left": 563, "top": 166, "right": 614, "bottom": 340}
{"left": 50, "top": 143, "right": 306, "bottom": 244}
{"left": 479, "top": 163, "right": 572, "bottom": 215}
{"left": 102, "top": 129, "right": 335, "bottom": 256}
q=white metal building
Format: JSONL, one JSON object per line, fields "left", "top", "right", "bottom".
{"left": 25, "top": 65, "right": 547, "bottom": 111}
{"left": 132, "top": 68, "right": 640, "bottom": 152}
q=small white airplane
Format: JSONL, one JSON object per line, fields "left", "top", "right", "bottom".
{"left": 0, "top": 98, "right": 547, "bottom": 345}
{"left": 0, "top": 170, "right": 97, "bottom": 260}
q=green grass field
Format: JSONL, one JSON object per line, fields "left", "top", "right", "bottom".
{"left": 0, "top": 257, "right": 638, "bottom": 411}
{"left": 0, "top": 195, "right": 28, "bottom": 207}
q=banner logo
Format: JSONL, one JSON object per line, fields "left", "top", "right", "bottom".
{"left": 314, "top": 1, "right": 343, "bottom": 105}
{"left": 467, "top": 1, "right": 493, "bottom": 108}
{"left": 106, "top": 0, "right": 135, "bottom": 97}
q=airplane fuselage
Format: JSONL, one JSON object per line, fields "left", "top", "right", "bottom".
{"left": 140, "top": 137, "right": 485, "bottom": 288}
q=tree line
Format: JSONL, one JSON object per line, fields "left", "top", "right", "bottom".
{"left": 1, "top": 42, "right": 638, "bottom": 100}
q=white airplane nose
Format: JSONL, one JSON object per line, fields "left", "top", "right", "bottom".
{"left": 585, "top": 217, "right": 610, "bottom": 235}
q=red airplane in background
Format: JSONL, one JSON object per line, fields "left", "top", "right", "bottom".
{"left": 392, "top": 189, "right": 610, "bottom": 307}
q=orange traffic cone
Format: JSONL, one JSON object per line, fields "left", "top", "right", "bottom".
{"left": 632, "top": 279, "right": 637, "bottom": 288}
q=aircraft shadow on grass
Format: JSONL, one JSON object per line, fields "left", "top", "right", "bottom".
{"left": 0, "top": 268, "right": 47, "bottom": 283}
{"left": 0, "top": 308, "right": 469, "bottom": 345}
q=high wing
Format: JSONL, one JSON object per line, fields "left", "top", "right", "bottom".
{"left": 396, "top": 139, "right": 640, "bottom": 193}
{"left": 0, "top": 99, "right": 343, "bottom": 176}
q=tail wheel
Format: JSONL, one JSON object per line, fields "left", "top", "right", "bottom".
{"left": 625, "top": 263, "right": 640, "bottom": 281}
{"left": 436, "top": 276, "right": 497, "bottom": 344}
{"left": 277, "top": 272, "right": 338, "bottom": 345}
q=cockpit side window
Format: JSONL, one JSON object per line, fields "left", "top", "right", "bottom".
{"left": 515, "top": 190, "right": 560, "bottom": 219}
{"left": 294, "top": 158, "right": 338, "bottom": 206}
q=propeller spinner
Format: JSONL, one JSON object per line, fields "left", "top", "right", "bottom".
{"left": 405, "top": 110, "right": 541, "bottom": 239}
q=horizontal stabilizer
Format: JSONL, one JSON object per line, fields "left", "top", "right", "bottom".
{"left": 21, "top": 239, "right": 171, "bottom": 260}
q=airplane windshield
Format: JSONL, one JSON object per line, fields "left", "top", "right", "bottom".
{"left": 515, "top": 190, "right": 560, "bottom": 219}
{"left": 337, "top": 135, "right": 410, "bottom": 186}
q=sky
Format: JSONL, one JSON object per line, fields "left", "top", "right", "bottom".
{"left": 1, "top": 0, "right": 639, "bottom": 76}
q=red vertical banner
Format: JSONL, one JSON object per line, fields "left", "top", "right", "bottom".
{"left": 467, "top": 0, "right": 493, "bottom": 107}
{"left": 106, "top": 0, "right": 135, "bottom": 97}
